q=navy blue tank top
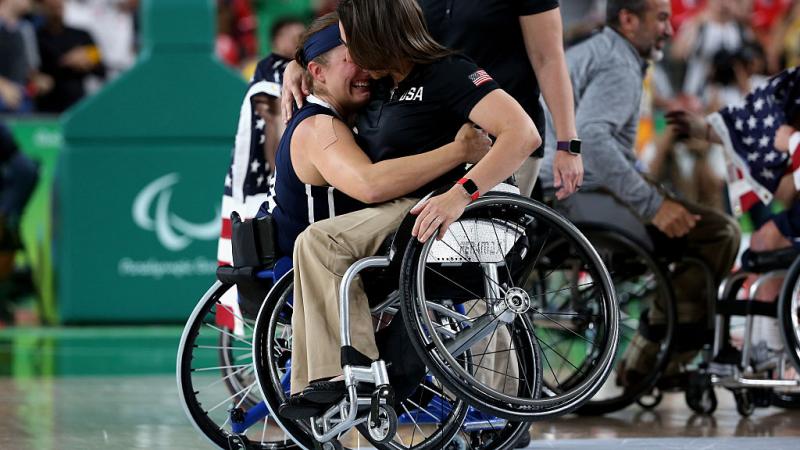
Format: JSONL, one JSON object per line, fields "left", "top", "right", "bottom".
{"left": 268, "top": 98, "right": 367, "bottom": 256}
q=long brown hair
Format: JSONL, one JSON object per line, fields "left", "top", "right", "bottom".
{"left": 336, "top": 0, "right": 451, "bottom": 71}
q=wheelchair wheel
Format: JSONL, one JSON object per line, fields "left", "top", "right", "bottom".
{"left": 400, "top": 195, "right": 618, "bottom": 420}
{"left": 451, "top": 416, "right": 530, "bottom": 450}
{"left": 779, "top": 256, "right": 800, "bottom": 374}
{"left": 219, "top": 307, "right": 260, "bottom": 410}
{"left": 177, "top": 281, "right": 297, "bottom": 449}
{"left": 253, "top": 271, "right": 469, "bottom": 450}
{"left": 574, "top": 229, "right": 676, "bottom": 415}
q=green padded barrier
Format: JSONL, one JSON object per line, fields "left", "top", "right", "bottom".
{"left": 56, "top": 0, "right": 246, "bottom": 323}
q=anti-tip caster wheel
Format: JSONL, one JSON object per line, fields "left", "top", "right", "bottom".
{"left": 367, "top": 404, "right": 397, "bottom": 444}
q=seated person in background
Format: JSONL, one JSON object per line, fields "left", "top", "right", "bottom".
{"left": 217, "top": 18, "right": 304, "bottom": 267}
{"left": 668, "top": 67, "right": 800, "bottom": 254}
{"left": 669, "top": 67, "right": 800, "bottom": 360}
{"left": 278, "top": 0, "right": 539, "bottom": 418}
{"left": 0, "top": 0, "right": 52, "bottom": 113}
{"left": 0, "top": 122, "right": 38, "bottom": 324}
{"left": 35, "top": 0, "right": 105, "bottom": 113}
{"left": 539, "top": 0, "right": 740, "bottom": 382}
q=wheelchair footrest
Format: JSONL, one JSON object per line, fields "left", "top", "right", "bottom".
{"left": 741, "top": 248, "right": 799, "bottom": 273}
{"left": 716, "top": 300, "right": 777, "bottom": 318}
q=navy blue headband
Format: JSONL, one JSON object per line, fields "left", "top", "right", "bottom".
{"left": 303, "top": 24, "right": 342, "bottom": 63}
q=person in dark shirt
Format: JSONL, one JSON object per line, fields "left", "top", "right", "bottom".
{"left": 35, "top": 0, "right": 105, "bottom": 113}
{"left": 0, "top": 0, "right": 49, "bottom": 113}
{"left": 282, "top": 0, "right": 539, "bottom": 417}
{"left": 419, "top": 0, "right": 582, "bottom": 200}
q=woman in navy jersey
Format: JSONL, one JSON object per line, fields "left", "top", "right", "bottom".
{"left": 281, "top": 0, "right": 540, "bottom": 418}
{"left": 265, "top": 13, "right": 491, "bottom": 260}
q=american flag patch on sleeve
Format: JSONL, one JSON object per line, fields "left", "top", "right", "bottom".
{"left": 469, "top": 69, "right": 493, "bottom": 87}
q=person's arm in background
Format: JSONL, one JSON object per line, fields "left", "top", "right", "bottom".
{"left": 520, "top": 7, "right": 583, "bottom": 199}
{"left": 0, "top": 77, "right": 24, "bottom": 111}
{"left": 670, "top": 14, "right": 701, "bottom": 62}
{"left": 252, "top": 94, "right": 282, "bottom": 172}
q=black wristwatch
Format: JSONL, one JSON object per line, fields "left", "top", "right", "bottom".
{"left": 457, "top": 178, "right": 480, "bottom": 201}
{"left": 556, "top": 139, "right": 582, "bottom": 155}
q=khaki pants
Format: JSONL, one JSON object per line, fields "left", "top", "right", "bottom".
{"left": 464, "top": 300, "right": 520, "bottom": 396}
{"left": 290, "top": 198, "right": 418, "bottom": 394}
{"left": 514, "top": 157, "right": 542, "bottom": 198}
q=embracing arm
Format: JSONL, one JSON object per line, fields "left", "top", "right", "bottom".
{"left": 520, "top": 8, "right": 582, "bottom": 198}
{"left": 411, "top": 90, "right": 540, "bottom": 242}
{"left": 297, "top": 116, "right": 488, "bottom": 204}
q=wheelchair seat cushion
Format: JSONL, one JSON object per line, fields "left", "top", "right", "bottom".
{"left": 741, "top": 247, "right": 800, "bottom": 273}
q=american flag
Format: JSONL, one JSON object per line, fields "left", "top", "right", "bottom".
{"left": 469, "top": 69, "right": 493, "bottom": 87}
{"left": 216, "top": 54, "right": 289, "bottom": 330}
{"left": 708, "top": 66, "right": 800, "bottom": 216}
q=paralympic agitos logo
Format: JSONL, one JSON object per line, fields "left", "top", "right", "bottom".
{"left": 132, "top": 173, "right": 219, "bottom": 251}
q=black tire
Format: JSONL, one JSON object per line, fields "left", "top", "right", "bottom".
{"left": 734, "top": 389, "right": 755, "bottom": 417}
{"left": 686, "top": 384, "right": 717, "bottom": 415}
{"left": 253, "top": 271, "right": 468, "bottom": 450}
{"left": 400, "top": 195, "right": 618, "bottom": 421}
{"left": 575, "top": 229, "right": 676, "bottom": 416}
{"left": 177, "top": 281, "right": 297, "bottom": 449}
{"left": 778, "top": 255, "right": 800, "bottom": 374}
{"left": 458, "top": 420, "right": 530, "bottom": 450}
{"left": 771, "top": 391, "right": 800, "bottom": 409}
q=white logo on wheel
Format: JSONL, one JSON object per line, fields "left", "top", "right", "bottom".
{"left": 132, "top": 173, "right": 219, "bottom": 251}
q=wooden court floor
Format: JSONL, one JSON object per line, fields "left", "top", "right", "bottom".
{"left": 0, "top": 326, "right": 798, "bottom": 449}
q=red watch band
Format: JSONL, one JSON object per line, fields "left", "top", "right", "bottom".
{"left": 457, "top": 178, "right": 480, "bottom": 201}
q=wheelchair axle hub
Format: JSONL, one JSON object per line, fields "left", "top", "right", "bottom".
{"left": 504, "top": 287, "right": 531, "bottom": 314}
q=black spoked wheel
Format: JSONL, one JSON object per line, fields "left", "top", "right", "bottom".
{"left": 219, "top": 314, "right": 260, "bottom": 411}
{"left": 253, "top": 271, "right": 469, "bottom": 450}
{"left": 400, "top": 195, "right": 618, "bottom": 421}
{"left": 779, "top": 256, "right": 800, "bottom": 375}
{"left": 575, "top": 229, "right": 676, "bottom": 415}
{"left": 177, "top": 281, "right": 298, "bottom": 449}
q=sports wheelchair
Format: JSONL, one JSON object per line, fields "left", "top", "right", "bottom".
{"left": 540, "top": 189, "right": 720, "bottom": 416}
{"left": 697, "top": 247, "right": 800, "bottom": 416}
{"left": 178, "top": 192, "right": 619, "bottom": 449}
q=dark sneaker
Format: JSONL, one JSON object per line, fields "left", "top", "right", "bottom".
{"left": 278, "top": 394, "right": 327, "bottom": 420}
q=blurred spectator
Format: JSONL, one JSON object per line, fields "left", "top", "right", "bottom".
{"left": 216, "top": 0, "right": 239, "bottom": 66}
{"left": 767, "top": 1, "right": 800, "bottom": 73}
{"left": 704, "top": 44, "right": 767, "bottom": 110}
{"left": 670, "top": 0, "right": 705, "bottom": 33}
{"left": 751, "top": 0, "right": 792, "bottom": 44}
{"left": 0, "top": 122, "right": 38, "bottom": 323}
{"left": 672, "top": 0, "right": 755, "bottom": 98}
{"left": 561, "top": 0, "right": 606, "bottom": 44}
{"left": 0, "top": 0, "right": 50, "bottom": 113}
{"left": 36, "top": 0, "right": 105, "bottom": 113}
{"left": 216, "top": 0, "right": 258, "bottom": 69}
{"left": 314, "top": 0, "right": 336, "bottom": 16}
{"left": 229, "top": 0, "right": 258, "bottom": 63}
{"left": 268, "top": 17, "right": 304, "bottom": 60}
{"left": 63, "top": 0, "right": 138, "bottom": 80}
